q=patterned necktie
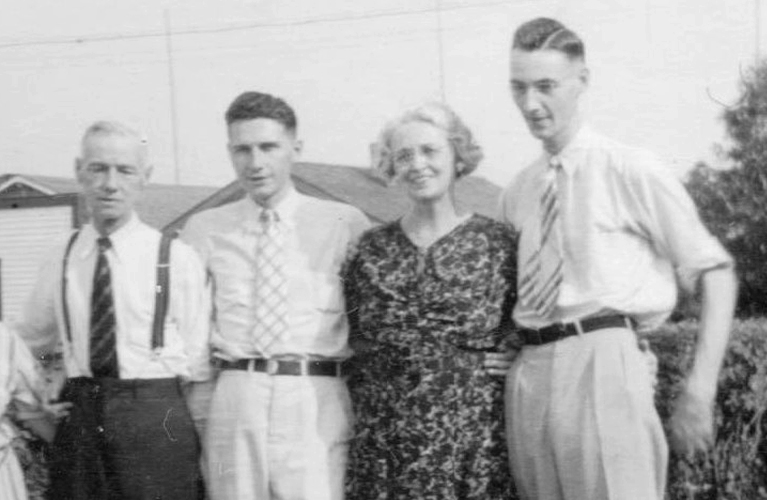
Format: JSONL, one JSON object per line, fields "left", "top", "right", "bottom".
{"left": 89, "top": 236, "right": 119, "bottom": 378}
{"left": 519, "top": 157, "right": 564, "bottom": 319}
{"left": 253, "top": 209, "right": 289, "bottom": 355}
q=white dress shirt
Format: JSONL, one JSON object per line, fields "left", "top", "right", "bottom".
{"left": 499, "top": 126, "right": 732, "bottom": 330}
{"left": 14, "top": 214, "right": 211, "bottom": 381}
{"left": 181, "top": 189, "right": 370, "bottom": 361}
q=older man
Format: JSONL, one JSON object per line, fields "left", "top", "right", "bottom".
{"left": 182, "top": 91, "right": 369, "bottom": 500}
{"left": 500, "top": 18, "right": 737, "bottom": 500}
{"left": 15, "top": 121, "right": 210, "bottom": 499}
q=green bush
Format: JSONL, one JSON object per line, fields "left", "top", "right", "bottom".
{"left": 648, "top": 319, "right": 767, "bottom": 499}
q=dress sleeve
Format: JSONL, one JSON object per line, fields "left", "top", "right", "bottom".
{"left": 341, "top": 243, "right": 363, "bottom": 345}
{"left": 496, "top": 226, "right": 521, "bottom": 351}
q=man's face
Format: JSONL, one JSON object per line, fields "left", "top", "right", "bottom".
{"left": 76, "top": 133, "right": 149, "bottom": 233}
{"left": 227, "top": 118, "right": 301, "bottom": 207}
{"left": 510, "top": 49, "right": 588, "bottom": 151}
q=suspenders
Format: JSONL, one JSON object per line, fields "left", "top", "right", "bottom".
{"left": 60, "top": 230, "right": 177, "bottom": 351}
{"left": 151, "top": 232, "right": 174, "bottom": 352}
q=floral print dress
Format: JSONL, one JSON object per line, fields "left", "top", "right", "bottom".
{"left": 343, "top": 214, "right": 519, "bottom": 500}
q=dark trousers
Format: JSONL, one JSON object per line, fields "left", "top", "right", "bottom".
{"left": 49, "top": 377, "right": 202, "bottom": 500}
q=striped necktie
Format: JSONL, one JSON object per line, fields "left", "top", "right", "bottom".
{"left": 519, "top": 157, "right": 564, "bottom": 319}
{"left": 89, "top": 236, "right": 119, "bottom": 378}
{"left": 253, "top": 209, "right": 289, "bottom": 355}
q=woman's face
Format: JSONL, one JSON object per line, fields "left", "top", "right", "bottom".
{"left": 390, "top": 121, "right": 457, "bottom": 202}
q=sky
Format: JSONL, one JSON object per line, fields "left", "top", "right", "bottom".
{"left": 1, "top": 0, "right": 764, "bottom": 188}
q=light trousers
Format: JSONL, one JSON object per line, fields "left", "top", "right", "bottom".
{"left": 206, "top": 370, "right": 353, "bottom": 500}
{"left": 505, "top": 328, "right": 667, "bottom": 500}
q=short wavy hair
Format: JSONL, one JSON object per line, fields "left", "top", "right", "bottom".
{"left": 513, "top": 17, "right": 585, "bottom": 62}
{"left": 225, "top": 91, "right": 298, "bottom": 133}
{"left": 372, "top": 102, "right": 483, "bottom": 181}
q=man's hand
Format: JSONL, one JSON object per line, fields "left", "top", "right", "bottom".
{"left": 42, "top": 400, "right": 73, "bottom": 421}
{"left": 483, "top": 351, "right": 515, "bottom": 377}
{"left": 668, "top": 388, "right": 715, "bottom": 456}
{"left": 13, "top": 399, "right": 71, "bottom": 444}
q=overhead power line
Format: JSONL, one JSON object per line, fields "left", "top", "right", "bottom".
{"left": 0, "top": 0, "right": 519, "bottom": 50}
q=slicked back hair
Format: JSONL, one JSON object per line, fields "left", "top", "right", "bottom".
{"left": 512, "top": 17, "right": 585, "bottom": 61}
{"left": 225, "top": 91, "right": 298, "bottom": 133}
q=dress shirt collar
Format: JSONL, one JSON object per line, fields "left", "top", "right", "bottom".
{"left": 546, "top": 124, "right": 600, "bottom": 175}
{"left": 239, "top": 187, "right": 302, "bottom": 233}
{"left": 76, "top": 212, "right": 142, "bottom": 261}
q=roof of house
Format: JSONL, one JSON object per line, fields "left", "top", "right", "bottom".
{"left": 6, "top": 174, "right": 219, "bottom": 229}
{"left": 2, "top": 164, "right": 502, "bottom": 231}
{"left": 165, "top": 162, "right": 502, "bottom": 230}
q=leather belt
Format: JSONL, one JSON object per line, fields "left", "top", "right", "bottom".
{"left": 519, "top": 315, "right": 635, "bottom": 346}
{"left": 219, "top": 358, "right": 348, "bottom": 377}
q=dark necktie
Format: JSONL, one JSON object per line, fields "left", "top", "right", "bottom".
{"left": 89, "top": 237, "right": 119, "bottom": 378}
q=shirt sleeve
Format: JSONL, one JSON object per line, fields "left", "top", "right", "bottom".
{"left": 347, "top": 209, "right": 372, "bottom": 247}
{"left": 11, "top": 245, "right": 63, "bottom": 359}
{"left": 169, "top": 239, "right": 212, "bottom": 382}
{"left": 9, "top": 325, "right": 44, "bottom": 408}
{"left": 620, "top": 150, "right": 733, "bottom": 287}
{"left": 496, "top": 184, "right": 513, "bottom": 225}
{"left": 178, "top": 214, "right": 211, "bottom": 262}
{"left": 496, "top": 165, "right": 534, "bottom": 230}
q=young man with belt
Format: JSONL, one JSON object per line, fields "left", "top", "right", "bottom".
{"left": 15, "top": 121, "right": 211, "bottom": 499}
{"left": 499, "top": 18, "right": 737, "bottom": 500}
{"left": 181, "top": 91, "right": 370, "bottom": 500}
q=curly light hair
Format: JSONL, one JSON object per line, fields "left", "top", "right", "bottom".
{"left": 372, "top": 102, "right": 483, "bottom": 181}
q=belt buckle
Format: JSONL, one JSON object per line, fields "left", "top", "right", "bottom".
{"left": 526, "top": 328, "right": 544, "bottom": 345}
{"left": 266, "top": 359, "right": 279, "bottom": 376}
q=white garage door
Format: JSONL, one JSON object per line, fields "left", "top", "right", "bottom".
{"left": 0, "top": 205, "right": 73, "bottom": 321}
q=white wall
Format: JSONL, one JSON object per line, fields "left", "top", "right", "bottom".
{"left": 0, "top": 205, "right": 72, "bottom": 320}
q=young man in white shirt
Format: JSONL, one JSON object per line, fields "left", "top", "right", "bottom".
{"left": 182, "top": 91, "right": 369, "bottom": 500}
{"left": 499, "top": 17, "right": 737, "bottom": 500}
{"left": 16, "top": 121, "right": 210, "bottom": 500}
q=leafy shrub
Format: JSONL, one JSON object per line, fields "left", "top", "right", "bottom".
{"left": 685, "top": 60, "right": 767, "bottom": 316}
{"left": 648, "top": 319, "right": 767, "bottom": 499}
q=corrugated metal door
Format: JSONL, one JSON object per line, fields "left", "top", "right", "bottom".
{"left": 0, "top": 205, "right": 73, "bottom": 320}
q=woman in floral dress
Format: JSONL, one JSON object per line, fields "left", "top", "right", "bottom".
{"left": 344, "top": 102, "right": 518, "bottom": 500}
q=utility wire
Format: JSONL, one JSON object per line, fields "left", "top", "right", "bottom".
{"left": 1, "top": 27, "right": 440, "bottom": 71}
{"left": 0, "top": 0, "right": 519, "bottom": 50}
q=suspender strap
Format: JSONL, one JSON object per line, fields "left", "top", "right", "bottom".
{"left": 60, "top": 229, "right": 175, "bottom": 351}
{"left": 151, "top": 231, "right": 176, "bottom": 351}
{"left": 61, "top": 230, "right": 81, "bottom": 343}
